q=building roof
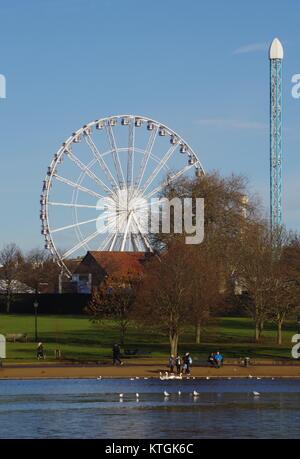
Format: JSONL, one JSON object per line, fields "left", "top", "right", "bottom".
{"left": 0, "top": 279, "right": 35, "bottom": 294}
{"left": 74, "top": 251, "right": 150, "bottom": 278}
{"left": 65, "top": 258, "right": 82, "bottom": 272}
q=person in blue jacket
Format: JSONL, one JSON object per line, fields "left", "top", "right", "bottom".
{"left": 214, "top": 351, "right": 224, "bottom": 368}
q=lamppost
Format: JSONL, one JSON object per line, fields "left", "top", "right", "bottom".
{"left": 34, "top": 301, "right": 39, "bottom": 343}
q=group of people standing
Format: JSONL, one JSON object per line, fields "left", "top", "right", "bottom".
{"left": 168, "top": 353, "right": 192, "bottom": 375}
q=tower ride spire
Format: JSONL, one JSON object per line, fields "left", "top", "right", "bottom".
{"left": 269, "top": 38, "right": 283, "bottom": 229}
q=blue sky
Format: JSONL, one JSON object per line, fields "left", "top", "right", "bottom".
{"left": 0, "top": 0, "right": 300, "bottom": 251}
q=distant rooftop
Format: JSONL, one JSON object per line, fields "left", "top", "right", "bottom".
{"left": 73, "top": 251, "right": 151, "bottom": 278}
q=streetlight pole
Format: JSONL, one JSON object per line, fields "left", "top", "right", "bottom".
{"left": 34, "top": 301, "right": 39, "bottom": 343}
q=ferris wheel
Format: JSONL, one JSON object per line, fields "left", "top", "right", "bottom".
{"left": 40, "top": 114, "right": 205, "bottom": 275}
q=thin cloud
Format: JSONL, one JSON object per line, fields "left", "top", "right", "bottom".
{"left": 233, "top": 42, "right": 268, "bottom": 55}
{"left": 195, "top": 119, "right": 267, "bottom": 130}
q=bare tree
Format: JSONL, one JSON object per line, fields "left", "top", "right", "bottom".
{"left": 20, "top": 248, "right": 60, "bottom": 293}
{"left": 236, "top": 223, "right": 277, "bottom": 342}
{"left": 150, "top": 172, "right": 260, "bottom": 344}
{"left": 188, "top": 244, "right": 223, "bottom": 343}
{"left": 135, "top": 242, "right": 191, "bottom": 355}
{"left": 87, "top": 276, "right": 138, "bottom": 346}
{"left": 269, "top": 238, "right": 300, "bottom": 344}
{"left": 0, "top": 243, "right": 24, "bottom": 313}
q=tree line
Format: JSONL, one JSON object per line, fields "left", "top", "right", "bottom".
{"left": 1, "top": 172, "right": 300, "bottom": 355}
{"left": 0, "top": 245, "right": 59, "bottom": 312}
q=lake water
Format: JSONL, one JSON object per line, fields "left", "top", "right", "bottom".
{"left": 0, "top": 378, "right": 299, "bottom": 439}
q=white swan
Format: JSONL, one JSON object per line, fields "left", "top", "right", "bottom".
{"left": 253, "top": 391, "right": 260, "bottom": 396}
{"left": 160, "top": 372, "right": 171, "bottom": 380}
{"left": 164, "top": 390, "right": 170, "bottom": 397}
{"left": 193, "top": 390, "right": 199, "bottom": 396}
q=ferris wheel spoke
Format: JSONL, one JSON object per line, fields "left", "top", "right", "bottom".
{"left": 66, "top": 149, "right": 113, "bottom": 195}
{"left": 145, "top": 163, "right": 196, "bottom": 200}
{"left": 108, "top": 232, "right": 119, "bottom": 251}
{"left": 131, "top": 213, "right": 153, "bottom": 252}
{"left": 98, "top": 232, "right": 114, "bottom": 251}
{"left": 54, "top": 174, "right": 104, "bottom": 199}
{"left": 51, "top": 217, "right": 99, "bottom": 234}
{"left": 135, "top": 127, "right": 158, "bottom": 192}
{"left": 105, "top": 124, "right": 125, "bottom": 187}
{"left": 61, "top": 230, "right": 101, "bottom": 259}
{"left": 84, "top": 134, "right": 119, "bottom": 190}
{"left": 140, "top": 142, "right": 179, "bottom": 197}
{"left": 48, "top": 202, "right": 98, "bottom": 209}
{"left": 127, "top": 120, "right": 135, "bottom": 188}
{"left": 120, "top": 211, "right": 133, "bottom": 252}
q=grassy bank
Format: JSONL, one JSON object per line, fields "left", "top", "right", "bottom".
{"left": 0, "top": 314, "right": 298, "bottom": 363}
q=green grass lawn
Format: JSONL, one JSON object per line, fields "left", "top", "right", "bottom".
{"left": 0, "top": 314, "right": 298, "bottom": 363}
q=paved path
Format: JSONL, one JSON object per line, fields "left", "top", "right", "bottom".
{"left": 1, "top": 362, "right": 300, "bottom": 379}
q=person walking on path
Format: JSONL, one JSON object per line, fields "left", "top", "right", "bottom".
{"left": 175, "top": 354, "right": 181, "bottom": 374}
{"left": 208, "top": 352, "right": 216, "bottom": 367}
{"left": 214, "top": 351, "right": 224, "bottom": 368}
{"left": 183, "top": 352, "right": 192, "bottom": 375}
{"left": 36, "top": 342, "right": 45, "bottom": 360}
{"left": 112, "top": 343, "right": 123, "bottom": 366}
{"left": 168, "top": 355, "right": 175, "bottom": 373}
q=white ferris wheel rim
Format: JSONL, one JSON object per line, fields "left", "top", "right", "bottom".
{"left": 41, "top": 114, "right": 205, "bottom": 275}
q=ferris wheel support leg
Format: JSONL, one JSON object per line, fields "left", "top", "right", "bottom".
{"left": 132, "top": 213, "right": 153, "bottom": 252}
